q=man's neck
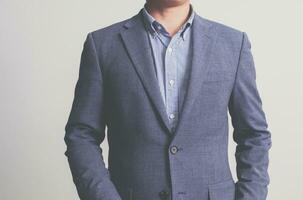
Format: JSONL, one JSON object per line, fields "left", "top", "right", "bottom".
{"left": 144, "top": 1, "right": 191, "bottom": 37}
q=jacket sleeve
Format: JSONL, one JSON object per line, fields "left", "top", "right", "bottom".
{"left": 228, "top": 32, "right": 272, "bottom": 200}
{"left": 64, "top": 32, "right": 122, "bottom": 200}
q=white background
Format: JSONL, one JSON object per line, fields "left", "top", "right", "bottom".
{"left": 1, "top": 0, "right": 302, "bottom": 199}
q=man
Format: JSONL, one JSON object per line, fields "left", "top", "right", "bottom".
{"left": 64, "top": 0, "right": 272, "bottom": 200}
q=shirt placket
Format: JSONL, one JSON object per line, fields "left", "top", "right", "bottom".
{"left": 165, "top": 35, "right": 183, "bottom": 131}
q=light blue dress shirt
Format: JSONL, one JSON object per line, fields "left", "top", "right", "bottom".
{"left": 141, "top": 4, "right": 195, "bottom": 132}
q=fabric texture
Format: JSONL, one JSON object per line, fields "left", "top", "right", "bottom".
{"left": 64, "top": 4, "right": 272, "bottom": 200}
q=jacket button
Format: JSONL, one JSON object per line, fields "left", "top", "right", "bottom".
{"left": 159, "top": 190, "right": 169, "bottom": 199}
{"left": 170, "top": 145, "right": 178, "bottom": 154}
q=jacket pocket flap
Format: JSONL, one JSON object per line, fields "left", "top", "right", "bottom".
{"left": 208, "top": 179, "right": 235, "bottom": 200}
{"left": 204, "top": 71, "right": 234, "bottom": 82}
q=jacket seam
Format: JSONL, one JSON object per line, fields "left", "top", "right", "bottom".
{"left": 227, "top": 31, "right": 245, "bottom": 105}
{"left": 88, "top": 32, "right": 105, "bottom": 81}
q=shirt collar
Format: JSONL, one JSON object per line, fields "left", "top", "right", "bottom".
{"left": 141, "top": 3, "right": 195, "bottom": 41}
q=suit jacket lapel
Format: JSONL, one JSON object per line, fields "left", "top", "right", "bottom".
{"left": 119, "top": 9, "right": 172, "bottom": 134}
{"left": 172, "top": 15, "right": 216, "bottom": 137}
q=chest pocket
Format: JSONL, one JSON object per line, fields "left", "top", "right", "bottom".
{"left": 203, "top": 71, "right": 234, "bottom": 83}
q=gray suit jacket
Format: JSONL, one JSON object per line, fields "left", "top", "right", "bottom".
{"left": 64, "top": 8, "right": 272, "bottom": 200}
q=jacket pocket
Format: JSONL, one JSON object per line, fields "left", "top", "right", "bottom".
{"left": 204, "top": 71, "right": 234, "bottom": 83}
{"left": 208, "top": 179, "right": 235, "bottom": 200}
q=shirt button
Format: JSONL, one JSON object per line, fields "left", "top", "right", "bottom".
{"left": 167, "top": 47, "right": 173, "bottom": 53}
{"left": 169, "top": 113, "right": 175, "bottom": 119}
{"left": 170, "top": 146, "right": 178, "bottom": 154}
{"left": 169, "top": 79, "right": 175, "bottom": 86}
